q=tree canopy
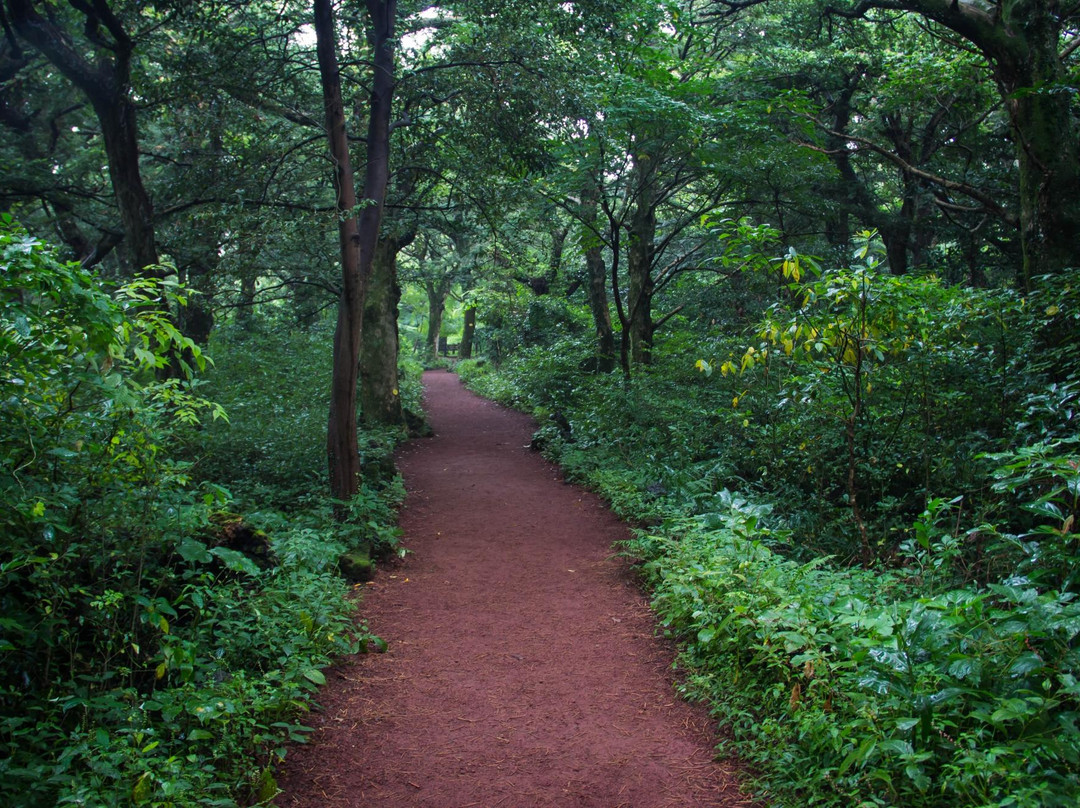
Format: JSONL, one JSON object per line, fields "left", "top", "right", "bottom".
{"left": 2, "top": 0, "right": 1080, "bottom": 805}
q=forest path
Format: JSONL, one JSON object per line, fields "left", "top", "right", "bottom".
{"left": 275, "top": 371, "right": 747, "bottom": 807}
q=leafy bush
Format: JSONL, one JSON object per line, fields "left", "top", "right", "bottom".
{"left": 182, "top": 316, "right": 407, "bottom": 555}
{"left": 460, "top": 246, "right": 1080, "bottom": 806}
{"left": 182, "top": 320, "right": 332, "bottom": 508}
{"left": 625, "top": 471, "right": 1080, "bottom": 807}
{"left": 0, "top": 220, "right": 391, "bottom": 806}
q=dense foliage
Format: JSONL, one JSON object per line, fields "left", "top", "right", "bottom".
{"left": 4, "top": 0, "right": 1080, "bottom": 805}
{"left": 458, "top": 234, "right": 1080, "bottom": 806}
{"left": 0, "top": 218, "right": 401, "bottom": 806}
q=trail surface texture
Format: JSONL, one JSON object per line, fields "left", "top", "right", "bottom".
{"left": 276, "top": 371, "right": 746, "bottom": 807}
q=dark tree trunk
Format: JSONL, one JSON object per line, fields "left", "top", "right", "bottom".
{"left": 95, "top": 95, "right": 158, "bottom": 272}
{"left": 460, "top": 306, "right": 476, "bottom": 359}
{"left": 821, "top": 75, "right": 859, "bottom": 255}
{"left": 581, "top": 179, "right": 615, "bottom": 372}
{"left": 548, "top": 225, "right": 568, "bottom": 286}
{"left": 833, "top": 0, "right": 1080, "bottom": 281}
{"left": 361, "top": 233, "right": 412, "bottom": 426}
{"left": 1000, "top": 29, "right": 1080, "bottom": 284}
{"left": 292, "top": 277, "right": 322, "bottom": 329}
{"left": 882, "top": 223, "right": 910, "bottom": 276}
{"left": 627, "top": 154, "right": 656, "bottom": 366}
{"left": 6, "top": 0, "right": 159, "bottom": 274}
{"left": 177, "top": 262, "right": 215, "bottom": 346}
{"left": 316, "top": 0, "right": 397, "bottom": 508}
{"left": 425, "top": 277, "right": 450, "bottom": 360}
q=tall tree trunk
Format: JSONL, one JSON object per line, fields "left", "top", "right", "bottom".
{"left": 361, "top": 233, "right": 411, "bottom": 426}
{"left": 292, "top": 276, "right": 321, "bottom": 328}
{"left": 95, "top": 95, "right": 158, "bottom": 272}
{"left": 548, "top": 225, "right": 568, "bottom": 286}
{"left": 882, "top": 222, "right": 910, "bottom": 277}
{"left": 177, "top": 261, "right": 215, "bottom": 345}
{"left": 627, "top": 154, "right": 656, "bottom": 365}
{"left": 581, "top": 178, "right": 615, "bottom": 372}
{"left": 838, "top": 0, "right": 1080, "bottom": 280}
{"left": 425, "top": 277, "right": 449, "bottom": 360}
{"left": 315, "top": 0, "right": 397, "bottom": 508}
{"left": 460, "top": 306, "right": 476, "bottom": 359}
{"left": 999, "top": 30, "right": 1080, "bottom": 284}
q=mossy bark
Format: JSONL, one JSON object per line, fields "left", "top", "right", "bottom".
{"left": 361, "top": 234, "right": 410, "bottom": 427}
{"left": 843, "top": 0, "right": 1080, "bottom": 281}
{"left": 627, "top": 154, "right": 656, "bottom": 366}
{"left": 581, "top": 178, "right": 616, "bottom": 373}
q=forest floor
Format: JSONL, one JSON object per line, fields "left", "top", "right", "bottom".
{"left": 274, "top": 371, "right": 749, "bottom": 807}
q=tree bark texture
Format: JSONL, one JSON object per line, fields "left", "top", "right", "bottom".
{"left": 581, "top": 178, "right": 615, "bottom": 372}
{"left": 316, "top": 0, "right": 397, "bottom": 507}
{"left": 548, "top": 225, "right": 568, "bottom": 285}
{"left": 361, "top": 234, "right": 411, "bottom": 426}
{"left": 835, "top": 0, "right": 1080, "bottom": 281}
{"left": 627, "top": 153, "right": 657, "bottom": 365}
{"left": 998, "top": 9, "right": 1080, "bottom": 284}
{"left": 425, "top": 277, "right": 450, "bottom": 360}
{"left": 460, "top": 306, "right": 476, "bottom": 359}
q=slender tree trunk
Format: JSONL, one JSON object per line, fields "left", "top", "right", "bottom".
{"left": 292, "top": 276, "right": 321, "bottom": 328}
{"left": 1002, "top": 53, "right": 1080, "bottom": 284}
{"left": 361, "top": 233, "right": 411, "bottom": 426}
{"left": 882, "top": 223, "right": 910, "bottom": 277}
{"left": 627, "top": 154, "right": 656, "bottom": 365}
{"left": 548, "top": 225, "right": 568, "bottom": 286}
{"left": 315, "top": 0, "right": 397, "bottom": 508}
{"left": 95, "top": 95, "right": 158, "bottom": 272}
{"left": 609, "top": 218, "right": 631, "bottom": 378}
{"left": 581, "top": 179, "right": 615, "bottom": 372}
{"left": 846, "top": 285, "right": 872, "bottom": 563}
{"left": 425, "top": 278, "right": 449, "bottom": 360}
{"left": 177, "top": 261, "right": 215, "bottom": 345}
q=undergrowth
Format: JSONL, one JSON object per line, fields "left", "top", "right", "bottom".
{"left": 0, "top": 219, "right": 404, "bottom": 807}
{"left": 456, "top": 264, "right": 1080, "bottom": 806}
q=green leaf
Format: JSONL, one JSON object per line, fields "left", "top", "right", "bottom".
{"left": 302, "top": 668, "right": 326, "bottom": 686}
{"left": 1008, "top": 652, "right": 1045, "bottom": 678}
{"left": 132, "top": 772, "right": 152, "bottom": 805}
{"left": 838, "top": 738, "right": 876, "bottom": 775}
{"left": 177, "top": 538, "right": 212, "bottom": 564}
{"left": 209, "top": 546, "right": 260, "bottom": 575}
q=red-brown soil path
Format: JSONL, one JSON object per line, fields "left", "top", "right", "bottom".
{"left": 275, "top": 371, "right": 748, "bottom": 807}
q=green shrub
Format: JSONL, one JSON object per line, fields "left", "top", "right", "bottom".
{"left": 0, "top": 220, "right": 390, "bottom": 806}
{"left": 462, "top": 251, "right": 1080, "bottom": 806}
{"left": 625, "top": 482, "right": 1080, "bottom": 807}
{"left": 183, "top": 320, "right": 332, "bottom": 508}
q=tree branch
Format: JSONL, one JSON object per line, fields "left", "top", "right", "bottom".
{"left": 801, "top": 117, "right": 1018, "bottom": 227}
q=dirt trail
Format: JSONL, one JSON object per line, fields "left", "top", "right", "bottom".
{"left": 275, "top": 371, "right": 747, "bottom": 807}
